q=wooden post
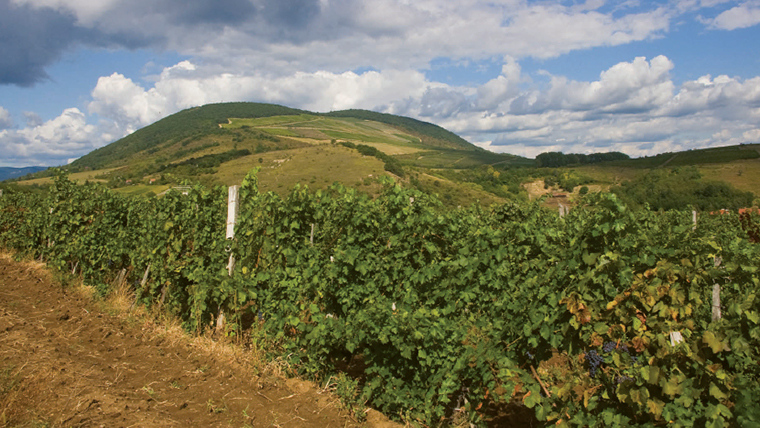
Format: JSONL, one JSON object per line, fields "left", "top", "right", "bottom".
{"left": 219, "top": 185, "right": 239, "bottom": 335}
{"left": 692, "top": 210, "right": 697, "bottom": 231}
{"left": 226, "top": 185, "right": 239, "bottom": 276}
{"left": 558, "top": 204, "right": 565, "bottom": 218}
{"left": 140, "top": 263, "right": 151, "bottom": 288}
{"left": 712, "top": 256, "right": 722, "bottom": 321}
{"left": 130, "top": 263, "right": 151, "bottom": 311}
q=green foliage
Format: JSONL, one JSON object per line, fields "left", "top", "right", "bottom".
{"left": 429, "top": 165, "right": 532, "bottom": 200}
{"left": 396, "top": 149, "right": 531, "bottom": 169}
{"left": 665, "top": 146, "right": 759, "bottom": 167}
{"left": 158, "top": 149, "right": 252, "bottom": 176}
{"left": 536, "top": 151, "right": 630, "bottom": 167}
{"left": 71, "top": 103, "right": 307, "bottom": 169}
{"left": 2, "top": 169, "right": 760, "bottom": 427}
{"left": 611, "top": 167, "right": 755, "bottom": 210}
{"left": 339, "top": 142, "right": 405, "bottom": 178}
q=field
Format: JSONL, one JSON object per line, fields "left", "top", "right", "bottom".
{"left": 211, "top": 144, "right": 388, "bottom": 195}
{"left": 697, "top": 158, "right": 760, "bottom": 194}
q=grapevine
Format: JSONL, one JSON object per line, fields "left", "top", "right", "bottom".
{"left": 0, "top": 169, "right": 759, "bottom": 427}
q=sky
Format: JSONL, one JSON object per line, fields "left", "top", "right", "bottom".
{"left": 1, "top": 0, "right": 759, "bottom": 167}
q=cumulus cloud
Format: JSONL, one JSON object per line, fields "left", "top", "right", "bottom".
{"left": 2, "top": 46, "right": 759, "bottom": 167}
{"left": 0, "top": 1, "right": 83, "bottom": 86}
{"left": 0, "top": 107, "right": 104, "bottom": 166}
{"left": 408, "top": 56, "right": 760, "bottom": 158}
{"left": 510, "top": 56, "right": 675, "bottom": 115}
{"left": 88, "top": 60, "right": 433, "bottom": 132}
{"left": 0, "top": 0, "right": 161, "bottom": 87}
{"left": 2, "top": 0, "right": 678, "bottom": 87}
{"left": 0, "top": 107, "right": 13, "bottom": 129}
{"left": 707, "top": 2, "right": 760, "bottom": 30}
{"left": 79, "top": 55, "right": 760, "bottom": 163}
{"left": 22, "top": 111, "right": 43, "bottom": 127}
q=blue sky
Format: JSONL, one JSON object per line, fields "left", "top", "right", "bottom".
{"left": 1, "top": 0, "right": 759, "bottom": 167}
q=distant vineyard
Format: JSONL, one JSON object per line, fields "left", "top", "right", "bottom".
{"left": 1, "top": 171, "right": 760, "bottom": 427}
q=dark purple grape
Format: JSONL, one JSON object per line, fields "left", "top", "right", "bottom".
{"left": 585, "top": 350, "right": 604, "bottom": 378}
{"left": 620, "top": 344, "right": 629, "bottom": 353}
{"left": 603, "top": 342, "right": 616, "bottom": 353}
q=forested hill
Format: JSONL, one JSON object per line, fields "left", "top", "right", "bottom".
{"left": 0, "top": 166, "right": 48, "bottom": 182}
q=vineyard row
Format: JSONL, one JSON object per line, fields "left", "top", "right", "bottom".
{"left": 1, "top": 171, "right": 760, "bottom": 427}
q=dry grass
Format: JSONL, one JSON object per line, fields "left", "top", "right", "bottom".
{"left": 0, "top": 251, "right": 270, "bottom": 386}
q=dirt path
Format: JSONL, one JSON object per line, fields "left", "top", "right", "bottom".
{"left": 659, "top": 153, "right": 678, "bottom": 167}
{"left": 0, "top": 255, "right": 395, "bottom": 427}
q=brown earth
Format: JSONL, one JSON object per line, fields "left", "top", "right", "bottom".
{"left": 0, "top": 254, "right": 399, "bottom": 428}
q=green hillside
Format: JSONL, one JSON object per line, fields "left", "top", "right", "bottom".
{"left": 10, "top": 102, "right": 759, "bottom": 209}
{"left": 72, "top": 103, "right": 309, "bottom": 170}
{"left": 10, "top": 102, "right": 523, "bottom": 205}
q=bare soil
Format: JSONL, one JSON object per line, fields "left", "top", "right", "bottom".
{"left": 0, "top": 255, "right": 397, "bottom": 428}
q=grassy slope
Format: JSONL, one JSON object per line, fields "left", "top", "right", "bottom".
{"left": 71, "top": 103, "right": 308, "bottom": 170}
{"left": 14, "top": 102, "right": 758, "bottom": 207}
{"left": 28, "top": 103, "right": 524, "bottom": 203}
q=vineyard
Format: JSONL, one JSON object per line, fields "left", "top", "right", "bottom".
{"left": 1, "top": 170, "right": 759, "bottom": 427}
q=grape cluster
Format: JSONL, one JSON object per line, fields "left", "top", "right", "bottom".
{"left": 615, "top": 375, "right": 634, "bottom": 384}
{"left": 586, "top": 350, "right": 603, "bottom": 378}
{"left": 603, "top": 341, "right": 617, "bottom": 353}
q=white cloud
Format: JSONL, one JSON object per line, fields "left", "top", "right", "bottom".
{"left": 509, "top": 56, "right": 675, "bottom": 114}
{"left": 9, "top": 0, "right": 674, "bottom": 74}
{"left": 708, "top": 2, "right": 760, "bottom": 30}
{"left": 0, "top": 108, "right": 103, "bottom": 167}
{"left": 88, "top": 61, "right": 433, "bottom": 132}
{"left": 0, "top": 107, "right": 13, "bottom": 129}
{"left": 412, "top": 56, "right": 760, "bottom": 158}
{"left": 6, "top": 52, "right": 760, "bottom": 166}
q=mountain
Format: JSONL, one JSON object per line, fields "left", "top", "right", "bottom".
{"left": 0, "top": 166, "right": 48, "bottom": 182}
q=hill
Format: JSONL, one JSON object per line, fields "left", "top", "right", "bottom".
{"left": 37, "top": 103, "right": 524, "bottom": 204}
{"left": 9, "top": 102, "right": 759, "bottom": 209}
{"left": 0, "top": 166, "right": 47, "bottom": 182}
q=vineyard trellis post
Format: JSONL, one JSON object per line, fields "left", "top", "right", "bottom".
{"left": 226, "top": 185, "right": 239, "bottom": 276}
{"left": 713, "top": 256, "right": 722, "bottom": 321}
{"left": 218, "top": 185, "right": 239, "bottom": 333}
